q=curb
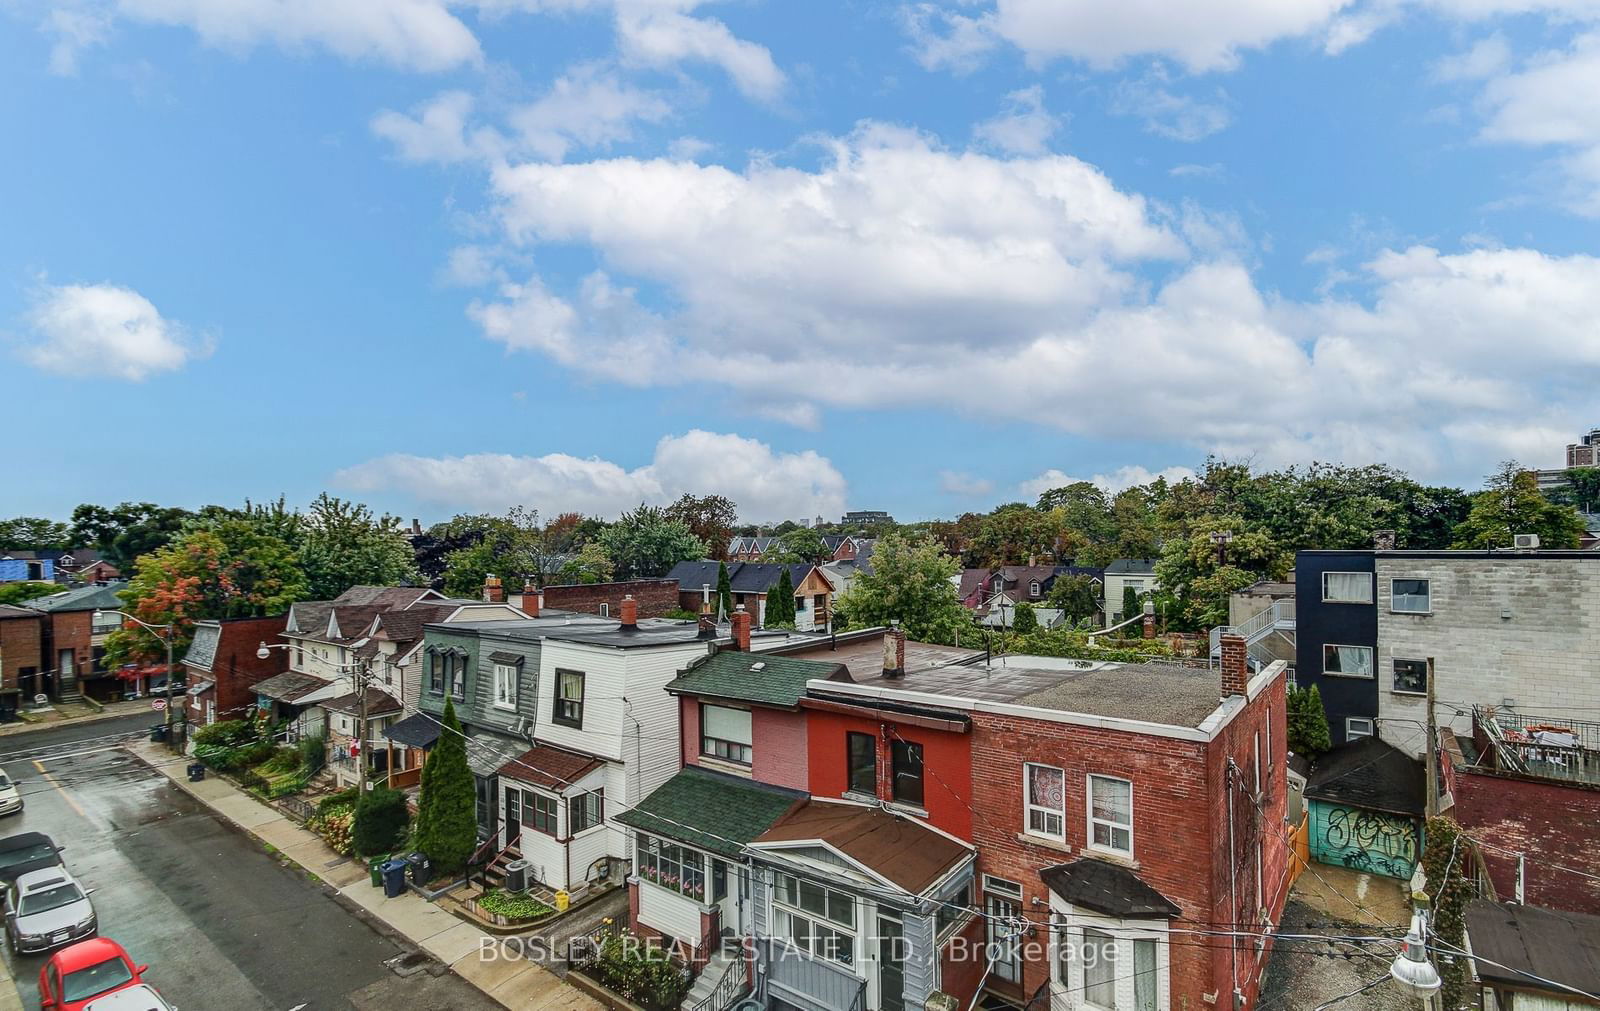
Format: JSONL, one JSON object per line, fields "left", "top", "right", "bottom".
{"left": 0, "top": 705, "right": 156, "bottom": 738}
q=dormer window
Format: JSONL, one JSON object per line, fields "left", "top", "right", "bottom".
{"left": 1029, "top": 581, "right": 1041, "bottom": 597}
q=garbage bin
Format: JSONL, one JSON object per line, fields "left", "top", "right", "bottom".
{"left": 149, "top": 723, "right": 169, "bottom": 743}
{"left": 505, "top": 859, "right": 529, "bottom": 893}
{"left": 186, "top": 763, "right": 206, "bottom": 782}
{"left": 406, "top": 851, "right": 431, "bottom": 887}
{"left": 368, "top": 855, "right": 390, "bottom": 888}
{"left": 381, "top": 859, "right": 409, "bottom": 898}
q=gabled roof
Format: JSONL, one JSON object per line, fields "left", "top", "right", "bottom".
{"left": 184, "top": 622, "right": 221, "bottom": 673}
{"left": 253, "top": 671, "right": 330, "bottom": 703}
{"left": 333, "top": 585, "right": 441, "bottom": 609}
{"left": 1304, "top": 737, "right": 1425, "bottom": 818}
{"left": 19, "top": 582, "right": 127, "bottom": 613}
{"left": 320, "top": 689, "right": 401, "bottom": 717}
{"left": 1040, "top": 859, "right": 1182, "bottom": 919}
{"left": 497, "top": 743, "right": 606, "bottom": 791}
{"left": 668, "top": 650, "right": 850, "bottom": 709}
{"left": 753, "top": 800, "right": 971, "bottom": 895}
{"left": 664, "top": 561, "right": 815, "bottom": 597}
{"left": 615, "top": 766, "right": 805, "bottom": 858}
{"left": 1466, "top": 899, "right": 1600, "bottom": 998}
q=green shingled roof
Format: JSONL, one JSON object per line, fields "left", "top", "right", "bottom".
{"left": 666, "top": 650, "right": 848, "bottom": 709}
{"left": 614, "top": 767, "right": 804, "bottom": 858}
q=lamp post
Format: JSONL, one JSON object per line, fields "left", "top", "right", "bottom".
{"left": 257, "top": 642, "right": 373, "bottom": 795}
{"left": 96, "top": 610, "right": 177, "bottom": 753}
{"left": 1390, "top": 908, "right": 1443, "bottom": 1006}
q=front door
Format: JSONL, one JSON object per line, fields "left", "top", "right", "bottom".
{"left": 986, "top": 889, "right": 1022, "bottom": 984}
{"left": 504, "top": 786, "right": 522, "bottom": 847}
{"left": 710, "top": 859, "right": 735, "bottom": 943}
{"left": 876, "top": 912, "right": 905, "bottom": 1011}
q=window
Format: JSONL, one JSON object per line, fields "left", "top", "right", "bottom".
{"left": 774, "top": 874, "right": 856, "bottom": 966}
{"left": 429, "top": 653, "right": 444, "bottom": 695}
{"left": 1029, "top": 581, "right": 1041, "bottom": 597}
{"left": 1253, "top": 733, "right": 1261, "bottom": 794}
{"left": 1390, "top": 578, "right": 1431, "bottom": 613}
{"left": 1025, "top": 763, "right": 1066, "bottom": 839}
{"left": 1322, "top": 571, "right": 1373, "bottom": 603}
{"left": 1084, "top": 929, "right": 1118, "bottom": 1008}
{"left": 598, "top": 603, "right": 609, "bottom": 617}
{"left": 936, "top": 877, "right": 974, "bottom": 936}
{"left": 493, "top": 663, "right": 519, "bottom": 709}
{"left": 891, "top": 739, "right": 924, "bottom": 807}
{"left": 90, "top": 611, "right": 120, "bottom": 635}
{"left": 984, "top": 877, "right": 1023, "bottom": 983}
{"left": 554, "top": 669, "right": 585, "bottom": 728}
{"left": 701, "top": 704, "right": 753, "bottom": 764}
{"left": 295, "top": 644, "right": 304, "bottom": 669}
{"left": 569, "top": 789, "right": 603, "bottom": 833}
{"left": 1346, "top": 717, "right": 1374, "bottom": 739}
{"left": 530, "top": 792, "right": 558, "bottom": 835}
{"left": 637, "top": 834, "right": 705, "bottom": 900}
{"left": 1392, "top": 658, "right": 1428, "bottom": 695}
{"left": 449, "top": 654, "right": 466, "bottom": 702}
{"left": 1323, "top": 644, "right": 1374, "bottom": 678}
{"left": 847, "top": 732, "right": 877, "bottom": 795}
{"left": 1088, "top": 775, "right": 1133, "bottom": 856}
{"left": 1133, "top": 939, "right": 1158, "bottom": 1011}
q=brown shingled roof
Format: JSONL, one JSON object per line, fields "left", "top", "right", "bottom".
{"left": 498, "top": 743, "right": 606, "bottom": 791}
{"left": 754, "top": 800, "right": 970, "bottom": 895}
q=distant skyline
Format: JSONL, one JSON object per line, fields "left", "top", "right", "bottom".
{"left": 4, "top": 2, "right": 1600, "bottom": 524}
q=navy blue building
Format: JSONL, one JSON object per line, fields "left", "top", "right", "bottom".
{"left": 1294, "top": 551, "right": 1379, "bottom": 747}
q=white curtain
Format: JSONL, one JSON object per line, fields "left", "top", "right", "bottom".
{"left": 1324, "top": 571, "right": 1372, "bottom": 602}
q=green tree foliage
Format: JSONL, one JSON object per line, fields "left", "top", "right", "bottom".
{"left": 1552, "top": 466, "right": 1600, "bottom": 513}
{"left": 414, "top": 700, "right": 476, "bottom": 873}
{"left": 1421, "top": 817, "right": 1473, "bottom": 1010}
{"left": 1453, "top": 462, "right": 1587, "bottom": 548}
{"left": 774, "top": 527, "right": 831, "bottom": 565}
{"left": 768, "top": 568, "right": 796, "bottom": 625}
{"left": 599, "top": 505, "right": 706, "bottom": 579}
{"left": 834, "top": 532, "right": 970, "bottom": 642}
{"left": 441, "top": 506, "right": 564, "bottom": 596}
{"left": 0, "top": 517, "right": 72, "bottom": 552}
{"left": 0, "top": 581, "right": 62, "bottom": 606}
{"left": 970, "top": 503, "right": 1063, "bottom": 567}
{"left": 298, "top": 493, "right": 418, "bottom": 599}
{"left": 1012, "top": 601, "right": 1038, "bottom": 633}
{"left": 70, "top": 502, "right": 194, "bottom": 571}
{"left": 1120, "top": 585, "right": 1140, "bottom": 624}
{"left": 352, "top": 786, "right": 411, "bottom": 857}
{"left": 1046, "top": 573, "right": 1101, "bottom": 624}
{"left": 715, "top": 561, "right": 733, "bottom": 619}
{"left": 663, "top": 494, "right": 738, "bottom": 562}
{"left": 557, "top": 543, "right": 615, "bottom": 585}
{"left": 1286, "top": 684, "right": 1332, "bottom": 756}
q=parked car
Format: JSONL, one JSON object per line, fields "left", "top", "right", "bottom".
{"left": 0, "top": 769, "right": 22, "bottom": 816}
{"left": 39, "top": 938, "right": 157, "bottom": 1011}
{"left": 4, "top": 866, "right": 96, "bottom": 954}
{"left": 83, "top": 983, "right": 175, "bottom": 1010}
{"left": 0, "top": 832, "right": 62, "bottom": 884}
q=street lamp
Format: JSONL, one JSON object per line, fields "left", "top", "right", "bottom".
{"left": 1390, "top": 910, "right": 1443, "bottom": 1001}
{"left": 96, "top": 610, "right": 178, "bottom": 753}
{"left": 257, "top": 642, "right": 375, "bottom": 794}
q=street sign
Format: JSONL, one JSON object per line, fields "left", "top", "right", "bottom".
{"left": 152, "top": 699, "right": 166, "bottom": 711}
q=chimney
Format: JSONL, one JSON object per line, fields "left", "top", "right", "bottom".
{"left": 511, "top": 578, "right": 536, "bottom": 612}
{"left": 619, "top": 594, "right": 638, "bottom": 629}
{"left": 1220, "top": 632, "right": 1248, "bottom": 697}
{"left": 698, "top": 597, "right": 716, "bottom": 639}
{"left": 882, "top": 621, "right": 906, "bottom": 679}
{"left": 483, "top": 574, "right": 504, "bottom": 603}
{"left": 1373, "top": 529, "right": 1396, "bottom": 551}
{"left": 730, "top": 605, "right": 752, "bottom": 652}
{"left": 411, "top": 518, "right": 422, "bottom": 536}
{"left": 1142, "top": 599, "right": 1156, "bottom": 639}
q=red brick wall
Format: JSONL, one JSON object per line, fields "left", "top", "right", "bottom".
{"left": 680, "top": 697, "right": 810, "bottom": 792}
{"left": 938, "top": 915, "right": 988, "bottom": 1004}
{"left": 806, "top": 708, "right": 972, "bottom": 840}
{"left": 543, "top": 579, "right": 680, "bottom": 618}
{"left": 210, "top": 616, "right": 291, "bottom": 721}
{"left": 49, "top": 611, "right": 93, "bottom": 686}
{"left": 0, "top": 614, "right": 42, "bottom": 693}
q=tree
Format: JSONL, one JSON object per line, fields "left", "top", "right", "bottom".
{"left": 299, "top": 493, "right": 417, "bottom": 599}
{"left": 1452, "top": 462, "right": 1586, "bottom": 549}
{"left": 1046, "top": 574, "right": 1100, "bottom": 624}
{"left": 441, "top": 506, "right": 564, "bottom": 596}
{"left": 834, "top": 532, "right": 970, "bottom": 642}
{"left": 1553, "top": 466, "right": 1600, "bottom": 513}
{"left": 414, "top": 699, "right": 476, "bottom": 873}
{"left": 0, "top": 517, "right": 72, "bottom": 552}
{"left": 664, "top": 494, "right": 738, "bottom": 561}
{"left": 1120, "top": 585, "right": 1140, "bottom": 625}
{"left": 0, "top": 581, "right": 62, "bottom": 606}
{"left": 971, "top": 504, "right": 1059, "bottom": 566}
{"left": 598, "top": 505, "right": 706, "bottom": 579}
{"left": 70, "top": 502, "right": 194, "bottom": 570}
{"left": 1286, "top": 684, "right": 1332, "bottom": 756}
{"left": 775, "top": 527, "right": 831, "bottom": 565}
{"left": 1012, "top": 601, "right": 1038, "bottom": 633}
{"left": 715, "top": 561, "right": 733, "bottom": 619}
{"left": 558, "top": 543, "right": 615, "bottom": 585}
{"left": 352, "top": 786, "right": 411, "bottom": 857}
{"left": 768, "top": 568, "right": 796, "bottom": 625}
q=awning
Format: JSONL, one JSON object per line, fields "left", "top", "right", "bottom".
{"left": 465, "top": 734, "right": 528, "bottom": 779}
{"left": 383, "top": 712, "right": 442, "bottom": 749}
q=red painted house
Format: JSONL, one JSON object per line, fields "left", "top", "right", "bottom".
{"left": 180, "top": 615, "right": 290, "bottom": 729}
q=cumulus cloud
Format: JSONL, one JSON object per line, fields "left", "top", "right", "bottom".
{"left": 1471, "top": 33, "right": 1600, "bottom": 213}
{"left": 371, "top": 91, "right": 492, "bottom": 164}
{"left": 336, "top": 430, "right": 847, "bottom": 520}
{"left": 19, "top": 281, "right": 204, "bottom": 380}
{"left": 1109, "top": 73, "right": 1231, "bottom": 141}
{"left": 900, "top": 4, "right": 997, "bottom": 73}
{"left": 973, "top": 85, "right": 1062, "bottom": 154}
{"left": 510, "top": 63, "right": 674, "bottom": 161}
{"left": 1019, "top": 465, "right": 1199, "bottom": 500}
{"left": 615, "top": 7, "right": 785, "bottom": 102}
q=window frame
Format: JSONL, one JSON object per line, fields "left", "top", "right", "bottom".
{"left": 1322, "top": 643, "right": 1375, "bottom": 679}
{"left": 568, "top": 789, "right": 603, "bottom": 834}
{"left": 427, "top": 652, "right": 444, "bottom": 695}
{"left": 1392, "top": 657, "right": 1429, "bottom": 697}
{"left": 700, "top": 703, "right": 754, "bottom": 765}
{"left": 529, "top": 791, "right": 558, "bottom": 836}
{"left": 846, "top": 732, "right": 877, "bottom": 795}
{"left": 1024, "top": 762, "right": 1067, "bottom": 841}
{"left": 890, "top": 738, "right": 925, "bottom": 808}
{"left": 1322, "top": 571, "right": 1373, "bottom": 604}
{"left": 1053, "top": 913, "right": 1170, "bottom": 1011}
{"left": 553, "top": 669, "right": 585, "bottom": 728}
{"left": 492, "top": 662, "right": 519, "bottom": 711}
{"left": 637, "top": 833, "right": 706, "bottom": 901}
{"left": 1086, "top": 774, "right": 1134, "bottom": 858}
{"left": 1389, "top": 578, "right": 1432, "bottom": 614}
{"left": 1346, "top": 717, "right": 1375, "bottom": 739}
{"left": 773, "top": 873, "right": 857, "bottom": 968}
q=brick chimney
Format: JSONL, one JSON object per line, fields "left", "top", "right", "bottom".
{"left": 1220, "top": 632, "right": 1248, "bottom": 697}
{"left": 1373, "top": 529, "right": 1396, "bottom": 551}
{"left": 525, "top": 587, "right": 542, "bottom": 618}
{"left": 730, "top": 605, "right": 752, "bottom": 651}
{"left": 619, "top": 594, "right": 638, "bottom": 629}
{"left": 1142, "top": 599, "right": 1156, "bottom": 639}
{"left": 882, "top": 621, "right": 906, "bottom": 679}
{"left": 483, "top": 574, "right": 504, "bottom": 603}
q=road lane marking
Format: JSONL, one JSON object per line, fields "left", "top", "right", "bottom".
{"left": 24, "top": 743, "right": 133, "bottom": 762}
{"left": 32, "top": 759, "right": 88, "bottom": 820}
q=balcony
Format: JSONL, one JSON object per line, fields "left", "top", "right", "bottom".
{"left": 1477, "top": 707, "right": 1600, "bottom": 786}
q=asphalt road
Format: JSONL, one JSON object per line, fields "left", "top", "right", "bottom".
{"left": 0, "top": 739, "right": 502, "bottom": 1010}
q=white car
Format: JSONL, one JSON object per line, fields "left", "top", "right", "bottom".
{"left": 84, "top": 983, "right": 177, "bottom": 1010}
{"left": 4, "top": 867, "right": 97, "bottom": 954}
{"left": 0, "top": 769, "right": 22, "bottom": 816}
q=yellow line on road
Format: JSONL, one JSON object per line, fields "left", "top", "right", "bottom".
{"left": 32, "top": 759, "right": 88, "bottom": 820}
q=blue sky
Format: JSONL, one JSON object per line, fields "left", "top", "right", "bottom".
{"left": 4, "top": 0, "right": 1599, "bottom": 526}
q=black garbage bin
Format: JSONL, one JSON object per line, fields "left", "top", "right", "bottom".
{"left": 406, "top": 851, "right": 431, "bottom": 887}
{"left": 149, "top": 723, "right": 169, "bottom": 743}
{"left": 381, "top": 859, "right": 409, "bottom": 898}
{"left": 186, "top": 763, "right": 206, "bottom": 782}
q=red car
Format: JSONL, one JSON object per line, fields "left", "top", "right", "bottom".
{"left": 38, "top": 938, "right": 157, "bottom": 1011}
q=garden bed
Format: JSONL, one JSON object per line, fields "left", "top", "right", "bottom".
{"left": 571, "top": 929, "right": 692, "bottom": 1011}
{"left": 473, "top": 888, "right": 558, "bottom": 928}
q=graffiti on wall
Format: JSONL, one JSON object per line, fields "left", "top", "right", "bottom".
{"left": 1309, "top": 802, "right": 1420, "bottom": 879}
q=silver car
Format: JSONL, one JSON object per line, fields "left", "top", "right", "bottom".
{"left": 4, "top": 866, "right": 97, "bottom": 954}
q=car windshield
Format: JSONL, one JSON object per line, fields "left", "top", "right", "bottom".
{"left": 0, "top": 843, "right": 55, "bottom": 870}
{"left": 0, "top": 773, "right": 11, "bottom": 788}
{"left": 19, "top": 882, "right": 83, "bottom": 916}
{"left": 62, "top": 957, "right": 134, "bottom": 1002}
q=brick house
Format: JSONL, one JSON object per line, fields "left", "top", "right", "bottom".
{"left": 17, "top": 582, "right": 128, "bottom": 702}
{"left": 180, "top": 616, "right": 290, "bottom": 729}
{"left": 535, "top": 578, "right": 680, "bottom": 619}
{"left": 0, "top": 604, "right": 42, "bottom": 715}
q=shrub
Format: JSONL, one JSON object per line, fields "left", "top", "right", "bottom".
{"left": 258, "top": 748, "right": 301, "bottom": 776}
{"left": 319, "top": 787, "right": 360, "bottom": 814}
{"left": 309, "top": 803, "right": 355, "bottom": 856}
{"left": 298, "top": 733, "right": 326, "bottom": 776}
{"left": 591, "top": 930, "right": 690, "bottom": 1011}
{"left": 1012, "top": 602, "right": 1038, "bottom": 633}
{"left": 1287, "top": 684, "right": 1332, "bottom": 756}
{"left": 353, "top": 787, "right": 411, "bottom": 857}
{"left": 477, "top": 889, "right": 554, "bottom": 921}
{"left": 661, "top": 608, "right": 699, "bottom": 621}
{"left": 192, "top": 718, "right": 277, "bottom": 772}
{"left": 414, "top": 699, "right": 476, "bottom": 873}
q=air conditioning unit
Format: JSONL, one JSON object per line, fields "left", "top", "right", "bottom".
{"left": 1513, "top": 533, "right": 1541, "bottom": 549}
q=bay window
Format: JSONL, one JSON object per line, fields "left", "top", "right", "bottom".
{"left": 1054, "top": 915, "right": 1168, "bottom": 1011}
{"left": 637, "top": 834, "right": 706, "bottom": 901}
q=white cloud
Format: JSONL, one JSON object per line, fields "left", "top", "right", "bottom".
{"left": 1109, "top": 73, "right": 1231, "bottom": 141}
{"left": 45, "top": 7, "right": 113, "bottom": 75}
{"left": 336, "top": 430, "right": 848, "bottom": 520}
{"left": 614, "top": 7, "right": 784, "bottom": 102}
{"left": 973, "top": 85, "right": 1062, "bottom": 154}
{"left": 371, "top": 91, "right": 493, "bottom": 164}
{"left": 1433, "top": 33, "right": 1512, "bottom": 81}
{"left": 900, "top": 4, "right": 997, "bottom": 73}
{"left": 19, "top": 281, "right": 204, "bottom": 381}
{"left": 940, "top": 471, "right": 996, "bottom": 496}
{"left": 1170, "top": 162, "right": 1225, "bottom": 178}
{"left": 510, "top": 63, "right": 674, "bottom": 161}
{"left": 1020, "top": 465, "right": 1198, "bottom": 500}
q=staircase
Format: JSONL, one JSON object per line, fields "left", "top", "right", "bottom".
{"left": 483, "top": 843, "right": 522, "bottom": 890}
{"left": 1209, "top": 600, "right": 1295, "bottom": 671}
{"left": 682, "top": 947, "right": 746, "bottom": 1011}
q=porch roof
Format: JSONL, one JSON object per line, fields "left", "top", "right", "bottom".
{"left": 754, "top": 800, "right": 971, "bottom": 895}
{"left": 615, "top": 766, "right": 805, "bottom": 859}
{"left": 321, "top": 690, "right": 401, "bottom": 717}
{"left": 1039, "top": 858, "right": 1182, "bottom": 919}
{"left": 383, "top": 712, "right": 441, "bottom": 749}
{"left": 498, "top": 742, "right": 607, "bottom": 792}
{"left": 253, "top": 671, "right": 330, "bottom": 703}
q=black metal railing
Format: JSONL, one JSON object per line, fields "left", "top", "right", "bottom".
{"left": 567, "top": 919, "right": 621, "bottom": 970}
{"left": 846, "top": 979, "right": 866, "bottom": 1011}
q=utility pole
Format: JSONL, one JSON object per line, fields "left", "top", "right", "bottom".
{"left": 1425, "top": 657, "right": 1438, "bottom": 818}
{"left": 165, "top": 624, "right": 177, "bottom": 754}
{"left": 357, "top": 660, "right": 369, "bottom": 795}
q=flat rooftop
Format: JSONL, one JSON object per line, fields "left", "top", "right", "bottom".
{"left": 770, "top": 628, "right": 984, "bottom": 681}
{"left": 825, "top": 657, "right": 1230, "bottom": 729}
{"left": 432, "top": 611, "right": 795, "bottom": 650}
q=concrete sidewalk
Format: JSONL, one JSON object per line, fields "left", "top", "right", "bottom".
{"left": 0, "top": 948, "right": 23, "bottom": 1011}
{"left": 0, "top": 698, "right": 157, "bottom": 736}
{"left": 127, "top": 742, "right": 603, "bottom": 1011}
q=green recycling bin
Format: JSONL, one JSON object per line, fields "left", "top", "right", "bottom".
{"left": 369, "top": 854, "right": 390, "bottom": 887}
